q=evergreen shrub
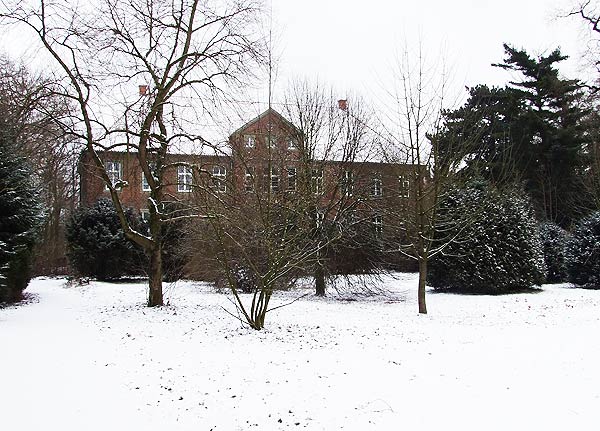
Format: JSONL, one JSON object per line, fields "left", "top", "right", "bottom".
{"left": 428, "top": 182, "right": 545, "bottom": 293}
{"left": 566, "top": 211, "right": 600, "bottom": 288}
{"left": 66, "top": 199, "right": 145, "bottom": 280}
{"left": 538, "top": 222, "right": 569, "bottom": 283}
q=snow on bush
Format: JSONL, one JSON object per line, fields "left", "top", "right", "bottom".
{"left": 428, "top": 182, "right": 545, "bottom": 293}
{"left": 566, "top": 211, "right": 600, "bottom": 288}
{"left": 0, "top": 133, "right": 41, "bottom": 302}
{"left": 66, "top": 199, "right": 145, "bottom": 280}
{"left": 538, "top": 222, "right": 569, "bottom": 283}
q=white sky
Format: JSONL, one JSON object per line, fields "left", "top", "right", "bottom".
{"left": 268, "top": 0, "right": 592, "bottom": 103}
{"left": 0, "top": 0, "right": 595, "bottom": 142}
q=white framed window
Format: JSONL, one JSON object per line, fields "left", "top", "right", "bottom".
{"left": 316, "top": 211, "right": 324, "bottom": 228}
{"left": 212, "top": 165, "right": 227, "bottom": 193}
{"left": 268, "top": 136, "right": 276, "bottom": 149}
{"left": 371, "top": 177, "right": 382, "bottom": 197}
{"left": 286, "top": 167, "right": 297, "bottom": 192}
{"left": 373, "top": 214, "right": 383, "bottom": 236}
{"left": 245, "top": 135, "right": 255, "bottom": 149}
{"left": 177, "top": 165, "right": 193, "bottom": 192}
{"left": 288, "top": 139, "right": 297, "bottom": 150}
{"left": 341, "top": 170, "right": 353, "bottom": 196}
{"left": 270, "top": 167, "right": 279, "bottom": 193}
{"left": 140, "top": 209, "right": 150, "bottom": 223}
{"left": 399, "top": 175, "right": 410, "bottom": 198}
{"left": 141, "top": 162, "right": 156, "bottom": 192}
{"left": 245, "top": 167, "right": 254, "bottom": 193}
{"left": 105, "top": 161, "right": 122, "bottom": 190}
{"left": 311, "top": 169, "right": 323, "bottom": 195}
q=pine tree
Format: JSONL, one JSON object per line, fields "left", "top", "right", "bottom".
{"left": 0, "top": 128, "right": 42, "bottom": 302}
{"left": 438, "top": 45, "right": 589, "bottom": 227}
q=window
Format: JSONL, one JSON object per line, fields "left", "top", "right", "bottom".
{"left": 177, "top": 165, "right": 193, "bottom": 192}
{"left": 105, "top": 161, "right": 122, "bottom": 190}
{"left": 373, "top": 214, "right": 383, "bottom": 236}
{"left": 315, "top": 211, "right": 324, "bottom": 228}
{"left": 288, "top": 139, "right": 297, "bottom": 150}
{"left": 399, "top": 175, "right": 410, "bottom": 198}
{"left": 341, "top": 170, "right": 353, "bottom": 196}
{"left": 141, "top": 162, "right": 156, "bottom": 192}
{"left": 371, "top": 177, "right": 383, "bottom": 197}
{"left": 140, "top": 210, "right": 150, "bottom": 223}
{"left": 245, "top": 167, "right": 254, "bottom": 193}
{"left": 270, "top": 167, "right": 279, "bottom": 193}
{"left": 268, "top": 137, "right": 276, "bottom": 149}
{"left": 244, "top": 135, "right": 255, "bottom": 149}
{"left": 212, "top": 166, "right": 227, "bottom": 193}
{"left": 311, "top": 169, "right": 323, "bottom": 195}
{"left": 286, "top": 167, "right": 297, "bottom": 192}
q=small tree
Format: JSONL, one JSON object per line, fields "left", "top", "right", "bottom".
{"left": 566, "top": 211, "right": 600, "bottom": 288}
{"left": 428, "top": 182, "right": 545, "bottom": 293}
{"left": 66, "top": 199, "right": 145, "bottom": 281}
{"left": 538, "top": 222, "right": 569, "bottom": 283}
{"left": 0, "top": 128, "right": 41, "bottom": 302}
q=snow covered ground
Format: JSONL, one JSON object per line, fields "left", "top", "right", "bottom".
{"left": 1, "top": 274, "right": 599, "bottom": 430}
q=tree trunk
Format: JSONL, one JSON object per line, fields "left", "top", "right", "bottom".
{"left": 418, "top": 257, "right": 427, "bottom": 314}
{"left": 148, "top": 243, "right": 163, "bottom": 307}
{"left": 314, "top": 262, "right": 326, "bottom": 296}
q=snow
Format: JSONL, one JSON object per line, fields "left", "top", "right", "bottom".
{"left": 2, "top": 274, "right": 600, "bottom": 430}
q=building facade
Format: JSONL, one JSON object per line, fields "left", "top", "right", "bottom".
{"left": 79, "top": 108, "right": 416, "bottom": 223}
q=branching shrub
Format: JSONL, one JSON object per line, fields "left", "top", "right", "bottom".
{"left": 566, "top": 211, "right": 600, "bottom": 288}
{"left": 538, "top": 222, "right": 569, "bottom": 283}
{"left": 428, "top": 182, "right": 545, "bottom": 293}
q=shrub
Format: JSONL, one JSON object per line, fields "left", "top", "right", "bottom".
{"left": 66, "top": 199, "right": 145, "bottom": 280}
{"left": 538, "top": 222, "right": 569, "bottom": 283}
{"left": 0, "top": 132, "right": 42, "bottom": 302}
{"left": 566, "top": 211, "right": 600, "bottom": 288}
{"left": 428, "top": 182, "right": 545, "bottom": 293}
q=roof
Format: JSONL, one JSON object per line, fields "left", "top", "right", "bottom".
{"left": 229, "top": 107, "right": 300, "bottom": 138}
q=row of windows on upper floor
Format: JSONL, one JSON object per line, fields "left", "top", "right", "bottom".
{"left": 104, "top": 161, "right": 411, "bottom": 197}
{"left": 242, "top": 134, "right": 298, "bottom": 151}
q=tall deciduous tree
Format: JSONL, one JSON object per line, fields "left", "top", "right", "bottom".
{"left": 380, "top": 43, "right": 469, "bottom": 314}
{"left": 1, "top": 0, "right": 267, "bottom": 306}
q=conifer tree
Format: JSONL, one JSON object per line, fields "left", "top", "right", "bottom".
{"left": 0, "top": 129, "right": 41, "bottom": 302}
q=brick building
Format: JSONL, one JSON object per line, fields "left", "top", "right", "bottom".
{"left": 79, "top": 108, "right": 416, "bottom": 223}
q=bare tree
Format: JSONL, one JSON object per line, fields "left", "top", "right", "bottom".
{"left": 1, "top": 0, "right": 266, "bottom": 305}
{"left": 0, "top": 55, "right": 79, "bottom": 274}
{"left": 283, "top": 79, "right": 382, "bottom": 296}
{"left": 380, "top": 43, "right": 468, "bottom": 314}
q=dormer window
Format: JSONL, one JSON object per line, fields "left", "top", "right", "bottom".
{"left": 245, "top": 135, "right": 255, "bottom": 149}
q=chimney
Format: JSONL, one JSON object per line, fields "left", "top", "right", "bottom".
{"left": 338, "top": 99, "right": 348, "bottom": 111}
{"left": 139, "top": 85, "right": 149, "bottom": 96}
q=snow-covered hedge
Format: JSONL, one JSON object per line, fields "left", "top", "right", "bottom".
{"left": 566, "top": 211, "right": 600, "bottom": 288}
{"left": 428, "top": 182, "right": 545, "bottom": 293}
{"left": 538, "top": 222, "right": 569, "bottom": 283}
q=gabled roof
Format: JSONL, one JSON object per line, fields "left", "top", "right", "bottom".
{"left": 229, "top": 107, "right": 300, "bottom": 138}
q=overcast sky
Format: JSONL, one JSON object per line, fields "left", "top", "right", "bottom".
{"left": 268, "top": 0, "right": 591, "bottom": 103}
{"left": 0, "top": 0, "right": 594, "bottom": 141}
